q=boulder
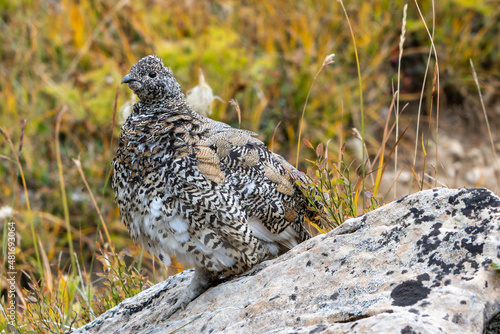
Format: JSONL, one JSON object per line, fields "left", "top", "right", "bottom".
{"left": 72, "top": 188, "right": 500, "bottom": 333}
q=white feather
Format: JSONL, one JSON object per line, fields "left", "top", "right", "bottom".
{"left": 150, "top": 197, "right": 162, "bottom": 218}
{"left": 169, "top": 215, "right": 189, "bottom": 233}
{"left": 213, "top": 249, "right": 237, "bottom": 267}
{"left": 164, "top": 234, "right": 180, "bottom": 250}
{"left": 265, "top": 243, "right": 280, "bottom": 256}
{"left": 195, "top": 238, "right": 212, "bottom": 254}
{"left": 174, "top": 232, "right": 190, "bottom": 243}
{"left": 154, "top": 249, "right": 172, "bottom": 266}
{"left": 243, "top": 182, "right": 256, "bottom": 194}
{"left": 248, "top": 217, "right": 298, "bottom": 250}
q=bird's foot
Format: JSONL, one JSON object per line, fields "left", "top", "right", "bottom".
{"left": 161, "top": 267, "right": 217, "bottom": 321}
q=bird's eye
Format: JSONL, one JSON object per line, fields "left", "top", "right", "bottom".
{"left": 148, "top": 71, "right": 157, "bottom": 78}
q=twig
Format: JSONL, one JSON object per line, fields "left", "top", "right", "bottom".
{"left": 73, "top": 158, "right": 112, "bottom": 246}
{"left": 338, "top": 0, "right": 366, "bottom": 207}
{"left": 470, "top": 58, "right": 500, "bottom": 185}
{"left": 55, "top": 106, "right": 76, "bottom": 275}
{"left": 296, "top": 54, "right": 335, "bottom": 168}
{"left": 395, "top": 4, "right": 408, "bottom": 198}
{"left": 414, "top": 0, "right": 440, "bottom": 187}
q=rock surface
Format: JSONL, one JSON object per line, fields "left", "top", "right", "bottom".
{"left": 72, "top": 188, "right": 500, "bottom": 334}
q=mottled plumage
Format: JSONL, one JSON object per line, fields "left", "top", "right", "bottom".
{"left": 112, "top": 55, "right": 317, "bottom": 314}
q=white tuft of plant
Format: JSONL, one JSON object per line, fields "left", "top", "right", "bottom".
{"left": 0, "top": 206, "right": 13, "bottom": 220}
{"left": 119, "top": 92, "right": 137, "bottom": 124}
{"left": 186, "top": 68, "right": 223, "bottom": 117}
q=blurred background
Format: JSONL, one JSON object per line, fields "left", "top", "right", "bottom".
{"left": 1, "top": 0, "right": 499, "bottom": 331}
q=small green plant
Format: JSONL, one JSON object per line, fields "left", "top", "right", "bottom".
{"left": 22, "top": 269, "right": 81, "bottom": 333}
{"left": 17, "top": 243, "right": 151, "bottom": 333}
{"left": 89, "top": 243, "right": 151, "bottom": 318}
{"left": 298, "top": 139, "right": 380, "bottom": 231}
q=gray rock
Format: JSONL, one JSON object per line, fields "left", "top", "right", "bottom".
{"left": 72, "top": 188, "right": 500, "bottom": 334}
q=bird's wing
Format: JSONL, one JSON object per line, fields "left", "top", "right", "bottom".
{"left": 144, "top": 110, "right": 311, "bottom": 243}
{"left": 188, "top": 117, "right": 310, "bottom": 241}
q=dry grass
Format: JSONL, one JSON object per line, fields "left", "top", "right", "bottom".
{"left": 1, "top": 0, "right": 499, "bottom": 331}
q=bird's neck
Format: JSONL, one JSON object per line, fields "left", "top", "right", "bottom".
{"left": 133, "top": 95, "right": 193, "bottom": 115}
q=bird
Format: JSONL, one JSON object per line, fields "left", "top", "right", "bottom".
{"left": 112, "top": 55, "right": 320, "bottom": 316}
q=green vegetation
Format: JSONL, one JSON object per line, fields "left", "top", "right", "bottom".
{"left": 1, "top": 0, "right": 498, "bottom": 332}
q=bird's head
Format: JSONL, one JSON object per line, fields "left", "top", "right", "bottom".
{"left": 121, "top": 55, "right": 183, "bottom": 103}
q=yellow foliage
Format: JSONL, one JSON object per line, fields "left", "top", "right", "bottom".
{"left": 69, "top": 2, "right": 85, "bottom": 48}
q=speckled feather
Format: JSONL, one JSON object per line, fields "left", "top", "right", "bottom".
{"left": 112, "top": 55, "right": 318, "bottom": 311}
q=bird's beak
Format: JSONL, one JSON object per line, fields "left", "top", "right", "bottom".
{"left": 121, "top": 74, "right": 137, "bottom": 85}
